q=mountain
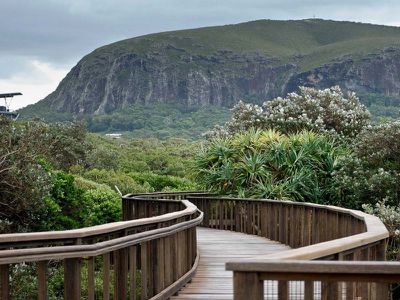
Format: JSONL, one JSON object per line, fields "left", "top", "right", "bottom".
{"left": 20, "top": 19, "right": 400, "bottom": 127}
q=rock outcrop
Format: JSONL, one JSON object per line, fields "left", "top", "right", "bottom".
{"left": 39, "top": 19, "right": 400, "bottom": 115}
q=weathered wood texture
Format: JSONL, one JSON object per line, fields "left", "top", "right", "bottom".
{"left": 171, "top": 227, "right": 291, "bottom": 300}
{"left": 0, "top": 192, "right": 394, "bottom": 299}
{"left": 146, "top": 194, "right": 391, "bottom": 300}
{"left": 180, "top": 195, "right": 390, "bottom": 300}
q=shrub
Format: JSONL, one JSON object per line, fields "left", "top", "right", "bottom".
{"left": 83, "top": 186, "right": 121, "bottom": 226}
{"left": 363, "top": 200, "right": 400, "bottom": 260}
{"left": 207, "top": 86, "right": 370, "bottom": 139}
{"left": 42, "top": 171, "right": 86, "bottom": 230}
{"left": 194, "top": 129, "right": 347, "bottom": 203}
{"left": 0, "top": 117, "right": 51, "bottom": 232}
{"left": 129, "top": 172, "right": 197, "bottom": 192}
{"left": 333, "top": 121, "right": 400, "bottom": 209}
{"left": 81, "top": 169, "right": 150, "bottom": 195}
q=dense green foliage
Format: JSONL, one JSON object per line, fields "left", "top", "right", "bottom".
{"left": 0, "top": 117, "right": 198, "bottom": 234}
{"left": 0, "top": 116, "right": 199, "bottom": 299}
{"left": 333, "top": 121, "right": 400, "bottom": 210}
{"left": 0, "top": 118, "right": 89, "bottom": 232}
{"left": 194, "top": 129, "right": 347, "bottom": 203}
{"left": 19, "top": 103, "right": 231, "bottom": 140}
{"left": 358, "top": 92, "right": 400, "bottom": 120}
{"left": 195, "top": 93, "right": 400, "bottom": 261}
{"left": 86, "top": 103, "right": 231, "bottom": 139}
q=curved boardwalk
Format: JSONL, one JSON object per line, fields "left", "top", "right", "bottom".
{"left": 171, "top": 227, "right": 291, "bottom": 300}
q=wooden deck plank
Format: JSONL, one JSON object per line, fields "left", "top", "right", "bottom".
{"left": 171, "top": 227, "right": 291, "bottom": 300}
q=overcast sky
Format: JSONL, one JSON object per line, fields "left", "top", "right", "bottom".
{"left": 1, "top": 0, "right": 400, "bottom": 109}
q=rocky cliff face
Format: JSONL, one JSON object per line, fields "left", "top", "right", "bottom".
{"left": 40, "top": 20, "right": 400, "bottom": 115}
{"left": 46, "top": 50, "right": 300, "bottom": 114}
{"left": 287, "top": 48, "right": 400, "bottom": 97}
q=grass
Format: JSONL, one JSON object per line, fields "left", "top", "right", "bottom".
{"left": 93, "top": 19, "right": 400, "bottom": 71}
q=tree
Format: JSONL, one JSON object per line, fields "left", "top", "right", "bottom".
{"left": 207, "top": 86, "right": 371, "bottom": 138}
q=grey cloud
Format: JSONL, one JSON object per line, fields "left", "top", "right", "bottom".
{"left": 1, "top": 0, "right": 399, "bottom": 80}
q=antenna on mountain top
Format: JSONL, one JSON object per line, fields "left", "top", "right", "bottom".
{"left": 0, "top": 92, "right": 22, "bottom": 120}
{"left": 313, "top": 14, "right": 316, "bottom": 19}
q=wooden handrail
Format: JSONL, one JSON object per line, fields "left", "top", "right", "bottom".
{"left": 0, "top": 199, "right": 196, "bottom": 244}
{"left": 228, "top": 260, "right": 400, "bottom": 299}
{"left": 0, "top": 195, "right": 203, "bottom": 300}
{"left": 178, "top": 194, "right": 392, "bottom": 300}
{"left": 227, "top": 260, "right": 400, "bottom": 275}
{"left": 0, "top": 191, "right": 394, "bottom": 299}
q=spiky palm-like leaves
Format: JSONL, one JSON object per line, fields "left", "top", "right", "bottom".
{"left": 193, "top": 129, "right": 348, "bottom": 203}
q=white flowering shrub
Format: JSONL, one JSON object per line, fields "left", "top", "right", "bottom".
{"left": 208, "top": 86, "right": 370, "bottom": 138}
{"left": 333, "top": 121, "right": 400, "bottom": 209}
{"left": 363, "top": 200, "right": 400, "bottom": 260}
{"left": 226, "top": 101, "right": 267, "bottom": 134}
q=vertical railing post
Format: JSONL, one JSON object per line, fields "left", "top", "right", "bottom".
{"left": 64, "top": 258, "right": 81, "bottom": 300}
{"left": 0, "top": 264, "right": 9, "bottom": 300}
{"left": 129, "top": 246, "right": 137, "bottom": 300}
{"left": 103, "top": 253, "right": 110, "bottom": 300}
{"left": 37, "top": 261, "right": 48, "bottom": 300}
{"left": 87, "top": 257, "right": 95, "bottom": 300}
{"left": 114, "top": 248, "right": 128, "bottom": 300}
{"left": 233, "top": 272, "right": 263, "bottom": 300}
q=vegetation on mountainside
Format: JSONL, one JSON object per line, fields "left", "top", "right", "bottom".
{"left": 100, "top": 19, "right": 400, "bottom": 70}
{"left": 19, "top": 102, "right": 231, "bottom": 139}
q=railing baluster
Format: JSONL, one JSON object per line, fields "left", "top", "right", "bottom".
{"left": 141, "top": 242, "right": 149, "bottom": 300}
{"left": 321, "top": 282, "right": 339, "bottom": 300}
{"left": 64, "top": 258, "right": 81, "bottom": 300}
{"left": 233, "top": 272, "right": 263, "bottom": 300}
{"left": 37, "top": 261, "right": 47, "bottom": 300}
{"left": 0, "top": 264, "right": 9, "bottom": 300}
{"left": 103, "top": 253, "right": 110, "bottom": 300}
{"left": 87, "top": 257, "right": 95, "bottom": 300}
{"left": 155, "top": 238, "right": 165, "bottom": 294}
{"left": 278, "top": 280, "right": 289, "bottom": 300}
{"left": 129, "top": 246, "right": 137, "bottom": 300}
{"left": 164, "top": 235, "right": 173, "bottom": 287}
{"left": 114, "top": 248, "right": 128, "bottom": 300}
{"left": 304, "top": 281, "right": 314, "bottom": 299}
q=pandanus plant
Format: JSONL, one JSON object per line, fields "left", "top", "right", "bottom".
{"left": 193, "top": 128, "right": 348, "bottom": 203}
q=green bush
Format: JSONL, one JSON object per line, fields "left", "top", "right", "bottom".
{"left": 41, "top": 172, "right": 123, "bottom": 231}
{"left": 129, "top": 172, "right": 197, "bottom": 192}
{"left": 42, "top": 172, "right": 86, "bottom": 230}
{"left": 81, "top": 169, "right": 150, "bottom": 195}
{"left": 83, "top": 186, "right": 121, "bottom": 226}
{"left": 194, "top": 129, "right": 348, "bottom": 203}
{"left": 333, "top": 121, "right": 400, "bottom": 209}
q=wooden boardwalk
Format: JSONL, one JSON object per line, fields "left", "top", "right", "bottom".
{"left": 171, "top": 227, "right": 291, "bottom": 300}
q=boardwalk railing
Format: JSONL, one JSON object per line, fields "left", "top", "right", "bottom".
{"left": 128, "top": 193, "right": 395, "bottom": 299}
{"left": 184, "top": 195, "right": 393, "bottom": 300}
{"left": 0, "top": 195, "right": 203, "bottom": 300}
{"left": 0, "top": 191, "right": 397, "bottom": 299}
